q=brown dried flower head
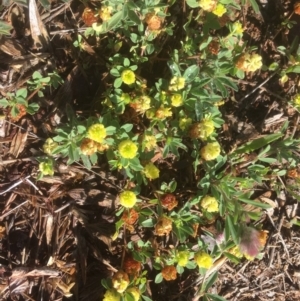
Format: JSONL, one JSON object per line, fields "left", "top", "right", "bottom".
{"left": 155, "top": 216, "right": 172, "bottom": 236}
{"left": 122, "top": 209, "right": 139, "bottom": 225}
{"left": 295, "top": 2, "right": 300, "bottom": 15}
{"left": 287, "top": 169, "right": 299, "bottom": 178}
{"left": 80, "top": 138, "right": 97, "bottom": 156}
{"left": 208, "top": 40, "right": 220, "bottom": 55}
{"left": 161, "top": 265, "right": 177, "bottom": 281}
{"left": 123, "top": 254, "right": 141, "bottom": 276}
{"left": 161, "top": 194, "right": 178, "bottom": 211}
{"left": 82, "top": 8, "right": 98, "bottom": 26}
{"left": 145, "top": 13, "right": 163, "bottom": 31}
{"left": 10, "top": 104, "right": 27, "bottom": 122}
{"left": 112, "top": 271, "right": 129, "bottom": 293}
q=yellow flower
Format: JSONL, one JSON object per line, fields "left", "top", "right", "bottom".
{"left": 103, "top": 289, "right": 121, "bottom": 301}
{"left": 212, "top": 3, "right": 226, "bottom": 17}
{"left": 194, "top": 251, "right": 213, "bottom": 269}
{"left": 121, "top": 70, "right": 136, "bottom": 85}
{"left": 119, "top": 191, "right": 137, "bottom": 208}
{"left": 144, "top": 162, "right": 160, "bottom": 180}
{"left": 126, "top": 288, "right": 140, "bottom": 301}
{"left": 155, "top": 106, "right": 172, "bottom": 119}
{"left": 232, "top": 21, "right": 244, "bottom": 35}
{"left": 169, "top": 76, "right": 185, "bottom": 91}
{"left": 131, "top": 95, "right": 151, "bottom": 113}
{"left": 179, "top": 117, "right": 192, "bottom": 131}
{"left": 171, "top": 94, "right": 183, "bottom": 107}
{"left": 43, "top": 138, "right": 58, "bottom": 155}
{"left": 143, "top": 135, "right": 157, "bottom": 151}
{"left": 39, "top": 162, "right": 54, "bottom": 176}
{"left": 201, "top": 195, "right": 219, "bottom": 212}
{"left": 200, "top": 142, "right": 221, "bottom": 161}
{"left": 177, "top": 251, "right": 189, "bottom": 267}
{"left": 118, "top": 140, "right": 138, "bottom": 159}
{"left": 99, "top": 6, "right": 113, "bottom": 21}
{"left": 199, "top": 119, "right": 215, "bottom": 140}
{"left": 112, "top": 271, "right": 129, "bottom": 293}
{"left": 87, "top": 123, "right": 106, "bottom": 143}
{"left": 199, "top": 0, "right": 217, "bottom": 12}
{"left": 236, "top": 53, "right": 262, "bottom": 72}
{"left": 228, "top": 246, "right": 243, "bottom": 259}
{"left": 294, "top": 94, "right": 300, "bottom": 106}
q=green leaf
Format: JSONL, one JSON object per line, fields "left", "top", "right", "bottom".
{"left": 0, "top": 98, "right": 9, "bottom": 108}
{"left": 142, "top": 296, "right": 153, "bottom": 301}
{"left": 186, "top": 0, "right": 200, "bottom": 8}
{"left": 128, "top": 10, "right": 142, "bottom": 25}
{"left": 223, "top": 252, "right": 241, "bottom": 264}
{"left": 110, "top": 68, "right": 120, "bottom": 77}
{"left": 239, "top": 197, "right": 271, "bottom": 209}
{"left": 286, "top": 65, "right": 300, "bottom": 74}
{"left": 225, "top": 215, "right": 238, "bottom": 245}
{"left": 121, "top": 123, "right": 133, "bottom": 132}
{"left": 154, "top": 273, "right": 163, "bottom": 283}
{"left": 16, "top": 88, "right": 28, "bottom": 98}
{"left": 141, "top": 218, "right": 154, "bottom": 227}
{"left": 183, "top": 65, "right": 199, "bottom": 83}
{"left": 114, "top": 77, "right": 123, "bottom": 88}
{"left": 206, "top": 293, "right": 228, "bottom": 301}
{"left": 233, "top": 133, "right": 283, "bottom": 154}
{"left": 104, "top": 11, "right": 123, "bottom": 32}
{"left": 0, "top": 20, "right": 12, "bottom": 35}
{"left": 27, "top": 103, "right": 40, "bottom": 114}
{"left": 249, "top": 0, "right": 260, "bottom": 14}
{"left": 81, "top": 154, "right": 91, "bottom": 169}
{"left": 217, "top": 77, "right": 238, "bottom": 91}
{"left": 202, "top": 271, "right": 218, "bottom": 292}
{"left": 32, "top": 71, "right": 43, "bottom": 80}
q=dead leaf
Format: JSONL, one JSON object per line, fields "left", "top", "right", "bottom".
{"left": 46, "top": 214, "right": 54, "bottom": 246}
{"left": 9, "top": 126, "right": 28, "bottom": 158}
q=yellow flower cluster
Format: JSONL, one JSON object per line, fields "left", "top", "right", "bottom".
{"left": 228, "top": 246, "right": 243, "bottom": 258}
{"left": 170, "top": 94, "right": 183, "bottom": 107}
{"left": 155, "top": 106, "right": 172, "bottom": 119}
{"left": 169, "top": 76, "right": 185, "bottom": 91}
{"left": 112, "top": 271, "right": 129, "bottom": 293}
{"left": 131, "top": 95, "right": 151, "bottom": 113}
{"left": 179, "top": 117, "right": 192, "bottom": 131}
{"left": 201, "top": 195, "right": 219, "bottom": 212}
{"left": 143, "top": 135, "right": 157, "bottom": 151}
{"left": 119, "top": 191, "right": 137, "bottom": 208}
{"left": 118, "top": 140, "right": 138, "bottom": 159}
{"left": 177, "top": 250, "right": 190, "bottom": 267}
{"left": 199, "top": 0, "right": 217, "bottom": 12}
{"left": 103, "top": 289, "right": 121, "bottom": 301}
{"left": 236, "top": 53, "right": 263, "bottom": 72}
{"left": 144, "top": 162, "right": 160, "bottom": 180}
{"left": 189, "top": 119, "right": 215, "bottom": 140}
{"left": 200, "top": 142, "right": 221, "bottom": 161}
{"left": 39, "top": 161, "right": 54, "bottom": 176}
{"left": 232, "top": 21, "right": 244, "bottom": 35}
{"left": 80, "top": 138, "right": 108, "bottom": 155}
{"left": 293, "top": 94, "right": 300, "bottom": 106}
{"left": 87, "top": 123, "right": 106, "bottom": 143}
{"left": 212, "top": 3, "right": 226, "bottom": 17}
{"left": 126, "top": 288, "right": 140, "bottom": 301}
{"left": 99, "top": 6, "right": 113, "bottom": 21}
{"left": 43, "top": 138, "right": 58, "bottom": 155}
{"left": 194, "top": 251, "right": 213, "bottom": 269}
{"left": 121, "top": 70, "right": 136, "bottom": 85}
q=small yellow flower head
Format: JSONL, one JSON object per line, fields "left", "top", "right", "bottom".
{"left": 179, "top": 117, "right": 192, "bottom": 131}
{"left": 201, "top": 195, "right": 219, "bottom": 212}
{"left": 126, "top": 288, "right": 140, "bottom": 301}
{"left": 194, "top": 119, "right": 214, "bottom": 139}
{"left": 112, "top": 271, "right": 130, "bottom": 293}
{"left": 143, "top": 135, "right": 157, "bottom": 151}
{"left": 294, "top": 94, "right": 300, "bottom": 106}
{"left": 120, "top": 93, "right": 131, "bottom": 104}
{"left": 103, "top": 289, "right": 121, "bottom": 301}
{"left": 232, "top": 21, "right": 244, "bottom": 35}
{"left": 118, "top": 140, "right": 138, "bottom": 159}
{"left": 39, "top": 161, "right": 54, "bottom": 176}
{"left": 87, "top": 123, "right": 106, "bottom": 143}
{"left": 212, "top": 3, "right": 226, "bottom": 17}
{"left": 119, "top": 191, "right": 137, "bottom": 208}
{"left": 171, "top": 94, "right": 183, "bottom": 107}
{"left": 200, "top": 142, "right": 221, "bottom": 161}
{"left": 236, "top": 53, "right": 263, "bottom": 72}
{"left": 144, "top": 162, "right": 160, "bottom": 180}
{"left": 43, "top": 138, "right": 58, "bottom": 155}
{"left": 228, "top": 245, "right": 243, "bottom": 259}
{"left": 214, "top": 100, "right": 225, "bottom": 107}
{"left": 194, "top": 251, "right": 213, "bottom": 269}
{"left": 99, "top": 6, "right": 113, "bottom": 21}
{"left": 155, "top": 106, "right": 172, "bottom": 119}
{"left": 131, "top": 95, "right": 151, "bottom": 113}
{"left": 177, "top": 251, "right": 190, "bottom": 267}
{"left": 121, "top": 70, "right": 136, "bottom": 85}
{"left": 169, "top": 76, "right": 185, "bottom": 91}
{"left": 199, "top": 0, "right": 217, "bottom": 12}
